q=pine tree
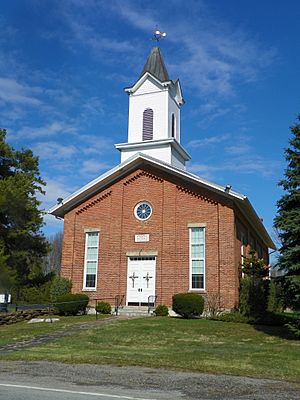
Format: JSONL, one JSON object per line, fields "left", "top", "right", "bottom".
{"left": 274, "top": 115, "right": 300, "bottom": 309}
{"left": 0, "top": 128, "right": 49, "bottom": 291}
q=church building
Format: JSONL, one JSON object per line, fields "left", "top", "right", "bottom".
{"left": 49, "top": 46, "right": 275, "bottom": 310}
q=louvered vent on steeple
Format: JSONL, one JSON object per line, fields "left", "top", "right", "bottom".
{"left": 142, "top": 108, "right": 153, "bottom": 140}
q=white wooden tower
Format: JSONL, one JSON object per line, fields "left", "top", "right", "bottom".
{"left": 115, "top": 47, "right": 191, "bottom": 169}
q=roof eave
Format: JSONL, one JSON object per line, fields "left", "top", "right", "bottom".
{"left": 234, "top": 197, "right": 276, "bottom": 250}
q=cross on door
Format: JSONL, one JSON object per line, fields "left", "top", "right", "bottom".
{"left": 143, "top": 272, "right": 153, "bottom": 288}
{"left": 129, "top": 271, "right": 139, "bottom": 288}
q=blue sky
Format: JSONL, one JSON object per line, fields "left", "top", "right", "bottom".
{"left": 1, "top": 0, "right": 299, "bottom": 250}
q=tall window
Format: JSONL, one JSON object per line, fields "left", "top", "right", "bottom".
{"left": 189, "top": 227, "right": 205, "bottom": 289}
{"left": 83, "top": 231, "right": 99, "bottom": 289}
{"left": 142, "top": 108, "right": 153, "bottom": 140}
{"left": 171, "top": 113, "right": 175, "bottom": 138}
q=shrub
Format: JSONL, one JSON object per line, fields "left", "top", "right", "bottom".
{"left": 268, "top": 279, "right": 284, "bottom": 312}
{"left": 172, "top": 293, "right": 204, "bottom": 319}
{"left": 154, "top": 304, "right": 169, "bottom": 316}
{"left": 50, "top": 276, "right": 72, "bottom": 302}
{"left": 210, "top": 311, "right": 249, "bottom": 324}
{"left": 95, "top": 301, "right": 112, "bottom": 314}
{"left": 250, "top": 311, "right": 287, "bottom": 326}
{"left": 286, "top": 319, "right": 300, "bottom": 339}
{"left": 15, "top": 282, "right": 52, "bottom": 304}
{"left": 55, "top": 293, "right": 89, "bottom": 316}
{"left": 205, "top": 292, "right": 223, "bottom": 317}
{"left": 239, "top": 277, "right": 268, "bottom": 317}
{"left": 251, "top": 311, "right": 300, "bottom": 327}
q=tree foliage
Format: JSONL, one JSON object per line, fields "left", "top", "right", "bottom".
{"left": 274, "top": 115, "right": 300, "bottom": 309}
{"left": 49, "top": 276, "right": 72, "bottom": 302}
{"left": 0, "top": 128, "right": 49, "bottom": 290}
{"left": 241, "top": 249, "right": 269, "bottom": 278}
{"left": 239, "top": 250, "right": 269, "bottom": 317}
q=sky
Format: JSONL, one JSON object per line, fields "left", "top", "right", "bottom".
{"left": 1, "top": 0, "right": 300, "bottom": 252}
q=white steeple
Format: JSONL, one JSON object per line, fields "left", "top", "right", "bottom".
{"left": 115, "top": 47, "right": 190, "bottom": 169}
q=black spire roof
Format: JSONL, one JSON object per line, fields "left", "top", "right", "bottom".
{"left": 139, "top": 47, "right": 170, "bottom": 82}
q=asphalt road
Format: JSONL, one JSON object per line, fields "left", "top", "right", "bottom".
{"left": 0, "top": 361, "right": 299, "bottom": 400}
{"left": 0, "top": 382, "right": 170, "bottom": 400}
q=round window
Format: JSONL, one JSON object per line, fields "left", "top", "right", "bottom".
{"left": 134, "top": 201, "right": 152, "bottom": 221}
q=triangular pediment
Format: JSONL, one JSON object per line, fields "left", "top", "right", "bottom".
{"left": 125, "top": 72, "right": 169, "bottom": 95}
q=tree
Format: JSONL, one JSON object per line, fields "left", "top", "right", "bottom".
{"left": 42, "top": 232, "right": 63, "bottom": 275}
{"left": 274, "top": 115, "right": 300, "bottom": 309}
{"left": 0, "top": 128, "right": 49, "bottom": 291}
{"left": 241, "top": 249, "right": 269, "bottom": 279}
{"left": 239, "top": 249, "right": 269, "bottom": 317}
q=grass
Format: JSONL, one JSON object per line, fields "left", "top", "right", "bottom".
{"left": 0, "top": 314, "right": 102, "bottom": 347}
{"left": 1, "top": 317, "right": 299, "bottom": 381}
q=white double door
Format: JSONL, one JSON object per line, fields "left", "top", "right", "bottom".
{"left": 127, "top": 257, "right": 156, "bottom": 305}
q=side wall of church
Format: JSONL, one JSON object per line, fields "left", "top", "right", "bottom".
{"left": 61, "top": 167, "right": 241, "bottom": 309}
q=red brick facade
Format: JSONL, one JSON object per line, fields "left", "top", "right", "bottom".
{"left": 61, "top": 165, "right": 269, "bottom": 309}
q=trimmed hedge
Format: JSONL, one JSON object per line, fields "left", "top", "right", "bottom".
{"left": 96, "top": 301, "right": 112, "bottom": 314}
{"left": 172, "top": 293, "right": 204, "bottom": 319}
{"left": 55, "top": 293, "right": 89, "bottom": 316}
{"left": 154, "top": 304, "right": 169, "bottom": 316}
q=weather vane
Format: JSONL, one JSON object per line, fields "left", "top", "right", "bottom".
{"left": 152, "top": 27, "right": 167, "bottom": 42}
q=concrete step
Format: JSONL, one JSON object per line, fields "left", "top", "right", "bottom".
{"left": 116, "top": 306, "right": 154, "bottom": 317}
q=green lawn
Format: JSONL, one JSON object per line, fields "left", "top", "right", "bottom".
{"left": 0, "top": 314, "right": 100, "bottom": 347}
{"left": 1, "top": 317, "right": 299, "bottom": 381}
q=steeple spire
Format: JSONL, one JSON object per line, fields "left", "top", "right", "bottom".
{"left": 139, "top": 47, "right": 170, "bottom": 82}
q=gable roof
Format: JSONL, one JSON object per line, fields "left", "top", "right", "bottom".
{"left": 139, "top": 47, "right": 169, "bottom": 82}
{"left": 48, "top": 153, "right": 275, "bottom": 249}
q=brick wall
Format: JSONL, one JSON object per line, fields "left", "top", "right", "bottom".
{"left": 61, "top": 166, "right": 245, "bottom": 309}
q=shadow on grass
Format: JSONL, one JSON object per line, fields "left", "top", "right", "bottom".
{"left": 252, "top": 323, "right": 297, "bottom": 340}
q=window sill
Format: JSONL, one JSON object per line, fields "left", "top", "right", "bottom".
{"left": 188, "top": 289, "right": 207, "bottom": 293}
{"left": 82, "top": 288, "right": 97, "bottom": 292}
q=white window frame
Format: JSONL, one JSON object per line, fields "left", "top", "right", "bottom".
{"left": 83, "top": 231, "right": 99, "bottom": 291}
{"left": 189, "top": 227, "right": 206, "bottom": 291}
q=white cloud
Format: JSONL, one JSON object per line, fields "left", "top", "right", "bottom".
{"left": 0, "top": 77, "right": 43, "bottom": 106}
{"left": 16, "top": 121, "right": 78, "bottom": 139}
{"left": 33, "top": 141, "right": 78, "bottom": 160}
{"left": 81, "top": 134, "right": 114, "bottom": 155}
{"left": 81, "top": 159, "right": 111, "bottom": 176}
{"left": 187, "top": 134, "right": 230, "bottom": 149}
{"left": 190, "top": 155, "right": 280, "bottom": 178}
{"left": 225, "top": 143, "right": 252, "bottom": 155}
{"left": 109, "top": 2, "right": 276, "bottom": 97}
{"left": 54, "top": 7, "right": 138, "bottom": 59}
{"left": 40, "top": 176, "right": 76, "bottom": 213}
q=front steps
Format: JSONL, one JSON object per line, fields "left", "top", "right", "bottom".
{"left": 116, "top": 306, "right": 154, "bottom": 317}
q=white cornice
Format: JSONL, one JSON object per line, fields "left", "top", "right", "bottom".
{"left": 115, "top": 138, "right": 191, "bottom": 161}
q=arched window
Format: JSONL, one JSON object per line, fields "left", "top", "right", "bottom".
{"left": 171, "top": 113, "right": 175, "bottom": 138}
{"left": 142, "top": 108, "right": 153, "bottom": 140}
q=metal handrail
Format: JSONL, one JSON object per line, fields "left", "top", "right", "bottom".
{"left": 114, "top": 294, "right": 125, "bottom": 316}
{"left": 148, "top": 295, "right": 157, "bottom": 313}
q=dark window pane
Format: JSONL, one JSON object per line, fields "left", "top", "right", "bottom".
{"left": 86, "top": 274, "right": 96, "bottom": 288}
{"left": 192, "top": 274, "right": 204, "bottom": 289}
